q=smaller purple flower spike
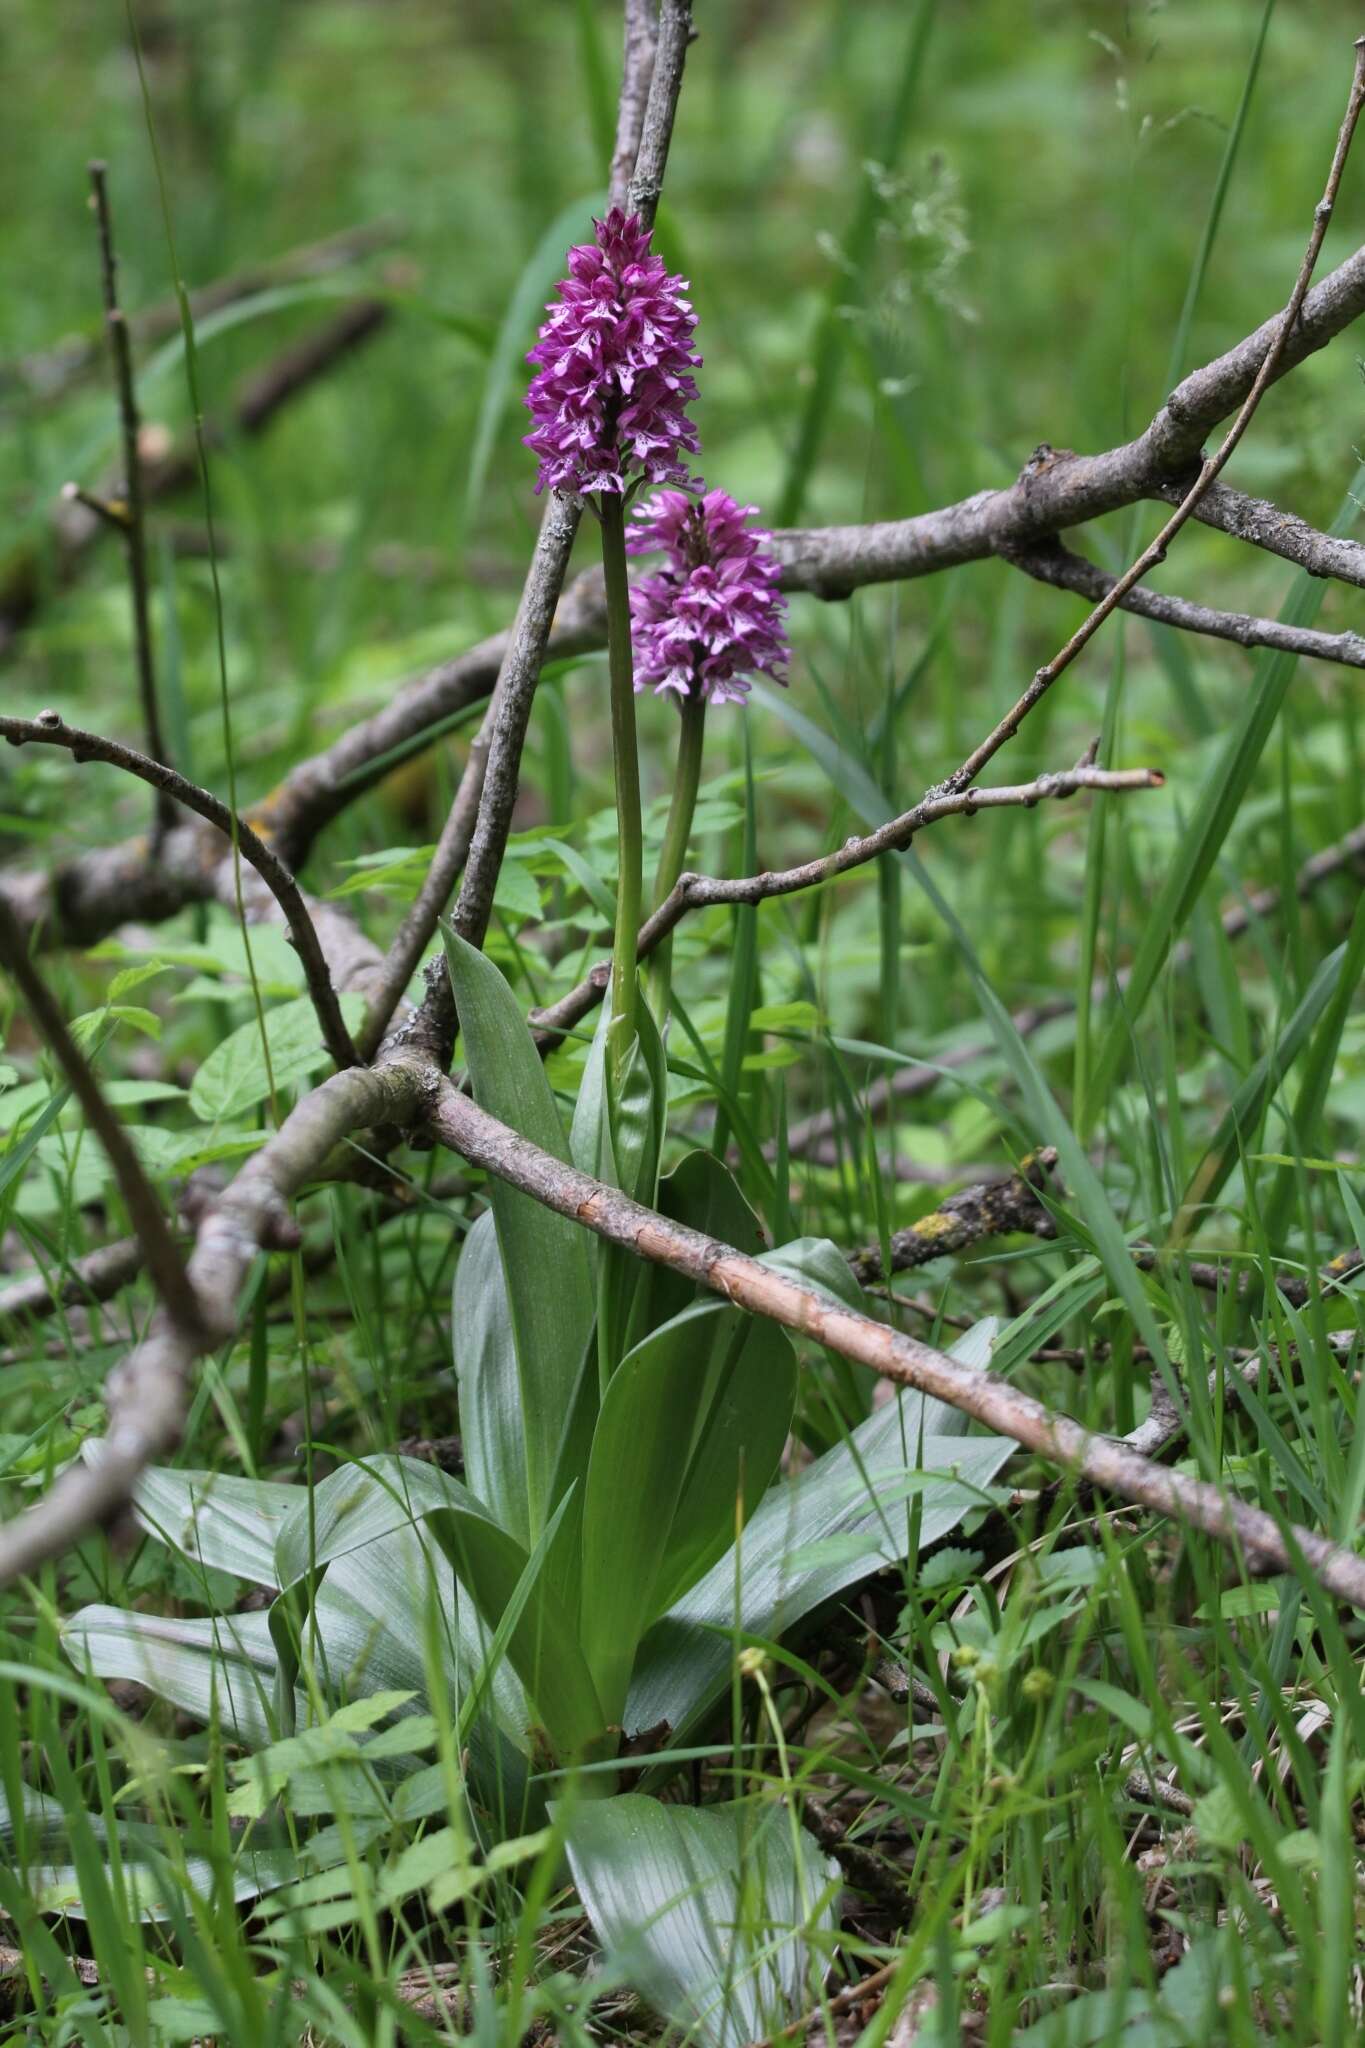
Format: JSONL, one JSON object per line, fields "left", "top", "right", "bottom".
{"left": 524, "top": 208, "right": 702, "bottom": 498}
{"left": 627, "top": 488, "right": 790, "bottom": 707}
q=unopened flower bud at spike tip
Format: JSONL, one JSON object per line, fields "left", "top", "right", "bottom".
{"left": 523, "top": 208, "right": 702, "bottom": 499}
{"left": 627, "top": 488, "right": 790, "bottom": 708}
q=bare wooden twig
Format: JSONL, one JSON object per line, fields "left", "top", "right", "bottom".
{"left": 0, "top": 713, "right": 357, "bottom": 1072}
{"left": 423, "top": 1077, "right": 1365, "bottom": 1608}
{"left": 354, "top": 718, "right": 492, "bottom": 1059}
{"left": 611, "top": 0, "right": 662, "bottom": 208}
{"left": 88, "top": 161, "right": 175, "bottom": 841}
{"left": 1169, "top": 477, "right": 1365, "bottom": 587}
{"left": 0, "top": 1234, "right": 145, "bottom": 1332}
{"left": 1006, "top": 538, "right": 1365, "bottom": 670}
{"left": 527, "top": 764, "right": 1162, "bottom": 1048}
{"left": 846, "top": 1153, "right": 1059, "bottom": 1286}
{"left": 852, "top": 1163, "right": 1361, "bottom": 1315}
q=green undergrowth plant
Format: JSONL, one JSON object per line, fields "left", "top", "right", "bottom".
{"left": 37, "top": 930, "right": 1014, "bottom": 2038}
{"left": 4, "top": 3, "right": 1365, "bottom": 2040}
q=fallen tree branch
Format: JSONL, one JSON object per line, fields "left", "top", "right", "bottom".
{"left": 1005, "top": 538, "right": 1365, "bottom": 669}
{"left": 1165, "top": 478, "right": 1365, "bottom": 587}
{"left": 9, "top": 202, "right": 1365, "bottom": 949}
{"left": 424, "top": 1077, "right": 1365, "bottom": 1608}
{"left": 0, "top": 713, "right": 357, "bottom": 1072}
{"left": 846, "top": 1153, "right": 1058, "bottom": 1286}
{"left": 854, "top": 1167, "right": 1361, "bottom": 1312}
{"left": 0, "top": 1235, "right": 144, "bottom": 1332}
{"left": 767, "top": 231, "right": 1365, "bottom": 605}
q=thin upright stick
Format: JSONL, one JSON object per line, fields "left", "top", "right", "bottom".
{"left": 88, "top": 161, "right": 175, "bottom": 840}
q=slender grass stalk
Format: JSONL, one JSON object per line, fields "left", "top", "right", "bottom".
{"left": 600, "top": 493, "right": 644, "bottom": 1078}
{"left": 646, "top": 689, "right": 706, "bottom": 1019}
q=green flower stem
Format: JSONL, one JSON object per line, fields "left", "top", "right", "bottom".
{"left": 646, "top": 689, "right": 706, "bottom": 1019}
{"left": 600, "top": 492, "right": 642, "bottom": 1080}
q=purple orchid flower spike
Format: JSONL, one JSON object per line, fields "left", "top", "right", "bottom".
{"left": 524, "top": 208, "right": 702, "bottom": 499}
{"left": 627, "top": 488, "right": 790, "bottom": 706}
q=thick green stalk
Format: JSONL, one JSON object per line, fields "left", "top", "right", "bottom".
{"left": 646, "top": 689, "right": 706, "bottom": 1019}
{"left": 600, "top": 493, "right": 643, "bottom": 1078}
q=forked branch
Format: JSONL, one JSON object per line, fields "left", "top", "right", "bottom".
{"left": 0, "top": 712, "right": 358, "bottom": 1072}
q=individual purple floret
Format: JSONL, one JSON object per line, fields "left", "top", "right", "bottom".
{"left": 627, "top": 488, "right": 790, "bottom": 707}
{"left": 524, "top": 208, "right": 701, "bottom": 498}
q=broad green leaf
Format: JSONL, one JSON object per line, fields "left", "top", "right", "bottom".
{"left": 627, "top": 1321, "right": 1011, "bottom": 1743}
{"left": 453, "top": 1210, "right": 533, "bottom": 1545}
{"left": 271, "top": 1459, "right": 535, "bottom": 1805}
{"left": 69, "top": 1003, "right": 161, "bottom": 1046}
{"left": 308, "top": 1522, "right": 533, "bottom": 1815}
{"left": 133, "top": 1465, "right": 297, "bottom": 1586}
{"left": 62, "top": 1606, "right": 285, "bottom": 1748}
{"left": 564, "top": 1793, "right": 839, "bottom": 2048}
{"left": 0, "top": 1782, "right": 295, "bottom": 1922}
{"left": 274, "top": 1454, "right": 473, "bottom": 1592}
{"left": 634, "top": 1149, "right": 770, "bottom": 1337}
{"left": 188, "top": 994, "right": 363, "bottom": 1122}
{"left": 578, "top": 1300, "right": 797, "bottom": 1723}
{"left": 426, "top": 1498, "right": 607, "bottom": 1763}
{"left": 542, "top": 833, "right": 618, "bottom": 926}
{"left": 759, "top": 1235, "right": 867, "bottom": 1314}
{"left": 492, "top": 858, "right": 543, "bottom": 923}
{"left": 228, "top": 1690, "right": 419, "bottom": 1818}
{"left": 443, "top": 929, "right": 595, "bottom": 1541}
{"left": 0, "top": 1084, "right": 71, "bottom": 1194}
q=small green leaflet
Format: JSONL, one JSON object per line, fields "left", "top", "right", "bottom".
{"left": 189, "top": 994, "right": 365, "bottom": 1122}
